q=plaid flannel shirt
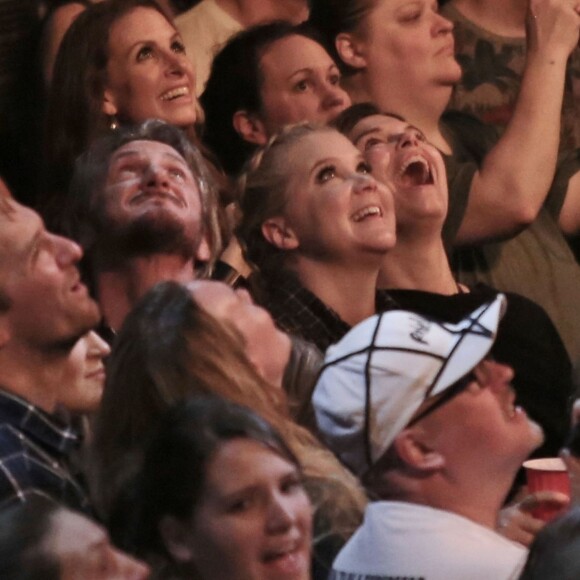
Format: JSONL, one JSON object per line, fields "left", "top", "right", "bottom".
{"left": 259, "top": 272, "right": 398, "bottom": 353}
{"left": 0, "top": 389, "right": 91, "bottom": 513}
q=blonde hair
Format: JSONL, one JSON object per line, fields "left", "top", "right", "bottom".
{"left": 236, "top": 123, "right": 337, "bottom": 278}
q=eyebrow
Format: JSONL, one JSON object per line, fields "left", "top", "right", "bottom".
{"left": 309, "top": 153, "right": 366, "bottom": 177}
{"left": 310, "top": 157, "right": 334, "bottom": 174}
{"left": 125, "top": 30, "right": 181, "bottom": 55}
{"left": 353, "top": 127, "right": 382, "bottom": 147}
{"left": 287, "top": 67, "right": 314, "bottom": 81}
{"left": 112, "top": 149, "right": 188, "bottom": 168}
{"left": 287, "top": 61, "right": 339, "bottom": 82}
{"left": 353, "top": 123, "right": 423, "bottom": 146}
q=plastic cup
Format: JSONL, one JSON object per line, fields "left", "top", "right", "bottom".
{"left": 523, "top": 457, "right": 571, "bottom": 522}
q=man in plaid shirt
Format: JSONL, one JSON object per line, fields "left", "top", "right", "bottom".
{"left": 0, "top": 179, "right": 100, "bottom": 511}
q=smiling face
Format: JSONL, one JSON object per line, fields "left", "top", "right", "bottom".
{"left": 102, "top": 6, "right": 197, "bottom": 127}
{"left": 270, "top": 129, "right": 396, "bottom": 263}
{"left": 0, "top": 201, "right": 100, "bottom": 351}
{"left": 180, "top": 438, "right": 312, "bottom": 580}
{"left": 188, "top": 280, "right": 292, "bottom": 387}
{"left": 348, "top": 0, "right": 462, "bottom": 109}
{"left": 349, "top": 114, "right": 448, "bottom": 230}
{"left": 419, "top": 359, "right": 544, "bottom": 476}
{"left": 99, "top": 139, "right": 204, "bottom": 257}
{"left": 59, "top": 330, "right": 111, "bottom": 414}
{"left": 255, "top": 35, "right": 351, "bottom": 139}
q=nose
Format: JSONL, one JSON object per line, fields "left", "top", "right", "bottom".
{"left": 53, "top": 234, "right": 83, "bottom": 266}
{"left": 482, "top": 360, "right": 515, "bottom": 393}
{"left": 266, "top": 494, "right": 295, "bottom": 534}
{"left": 88, "top": 331, "right": 111, "bottom": 358}
{"left": 235, "top": 287, "right": 254, "bottom": 305}
{"left": 433, "top": 12, "right": 454, "bottom": 36}
{"left": 320, "top": 82, "right": 349, "bottom": 113}
{"left": 164, "top": 50, "right": 187, "bottom": 77}
{"left": 399, "top": 129, "right": 422, "bottom": 150}
{"left": 143, "top": 163, "right": 170, "bottom": 191}
{"left": 112, "top": 547, "right": 151, "bottom": 579}
{"left": 352, "top": 172, "right": 378, "bottom": 195}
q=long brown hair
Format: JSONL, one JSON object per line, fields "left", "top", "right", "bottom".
{"left": 41, "top": 0, "right": 233, "bottom": 233}
{"left": 92, "top": 281, "right": 366, "bottom": 549}
{"left": 43, "top": 0, "right": 174, "bottom": 202}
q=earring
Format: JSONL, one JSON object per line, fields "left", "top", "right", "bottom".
{"left": 109, "top": 115, "right": 119, "bottom": 131}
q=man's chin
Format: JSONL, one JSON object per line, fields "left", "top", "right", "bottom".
{"left": 97, "top": 212, "right": 199, "bottom": 264}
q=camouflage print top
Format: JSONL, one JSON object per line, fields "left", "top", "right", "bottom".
{"left": 442, "top": 2, "right": 580, "bottom": 152}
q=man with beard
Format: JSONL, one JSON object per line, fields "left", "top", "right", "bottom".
{"left": 64, "top": 120, "right": 222, "bottom": 333}
{"left": 0, "top": 178, "right": 101, "bottom": 511}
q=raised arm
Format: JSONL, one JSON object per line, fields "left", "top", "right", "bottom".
{"left": 456, "top": 0, "right": 580, "bottom": 244}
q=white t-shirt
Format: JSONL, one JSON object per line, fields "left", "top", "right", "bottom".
{"left": 175, "top": 0, "right": 243, "bottom": 96}
{"left": 330, "top": 501, "right": 527, "bottom": 580}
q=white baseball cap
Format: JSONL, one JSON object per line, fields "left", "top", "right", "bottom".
{"left": 313, "top": 295, "right": 506, "bottom": 477}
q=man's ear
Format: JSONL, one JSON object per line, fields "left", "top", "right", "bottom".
{"left": 394, "top": 428, "right": 445, "bottom": 472}
{"left": 261, "top": 217, "right": 299, "bottom": 251}
{"left": 336, "top": 32, "right": 368, "bottom": 70}
{"left": 159, "top": 515, "right": 195, "bottom": 563}
{"left": 232, "top": 110, "right": 269, "bottom": 145}
{"left": 102, "top": 89, "right": 118, "bottom": 117}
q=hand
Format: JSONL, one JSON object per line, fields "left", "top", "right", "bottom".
{"left": 497, "top": 489, "right": 570, "bottom": 546}
{"left": 526, "top": 0, "right": 580, "bottom": 60}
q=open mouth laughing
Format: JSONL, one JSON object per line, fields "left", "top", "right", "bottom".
{"left": 398, "top": 155, "right": 434, "bottom": 188}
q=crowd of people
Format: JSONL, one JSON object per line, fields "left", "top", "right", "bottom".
{"left": 3, "top": 0, "right": 580, "bottom": 578}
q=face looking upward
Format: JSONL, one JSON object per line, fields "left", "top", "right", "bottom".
{"left": 0, "top": 201, "right": 100, "bottom": 350}
{"left": 240, "top": 35, "right": 351, "bottom": 144}
{"left": 265, "top": 130, "right": 396, "bottom": 264}
{"left": 341, "top": 0, "right": 462, "bottom": 108}
{"left": 168, "top": 438, "right": 312, "bottom": 580}
{"left": 100, "top": 139, "right": 207, "bottom": 259}
{"left": 188, "top": 281, "right": 292, "bottom": 388}
{"left": 46, "top": 508, "right": 150, "bottom": 580}
{"left": 103, "top": 7, "right": 197, "bottom": 128}
{"left": 417, "top": 359, "right": 544, "bottom": 477}
{"left": 349, "top": 114, "right": 448, "bottom": 228}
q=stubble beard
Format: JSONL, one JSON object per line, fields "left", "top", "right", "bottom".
{"left": 95, "top": 208, "right": 201, "bottom": 269}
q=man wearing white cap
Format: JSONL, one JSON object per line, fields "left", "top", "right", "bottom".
{"left": 314, "top": 295, "right": 544, "bottom": 580}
